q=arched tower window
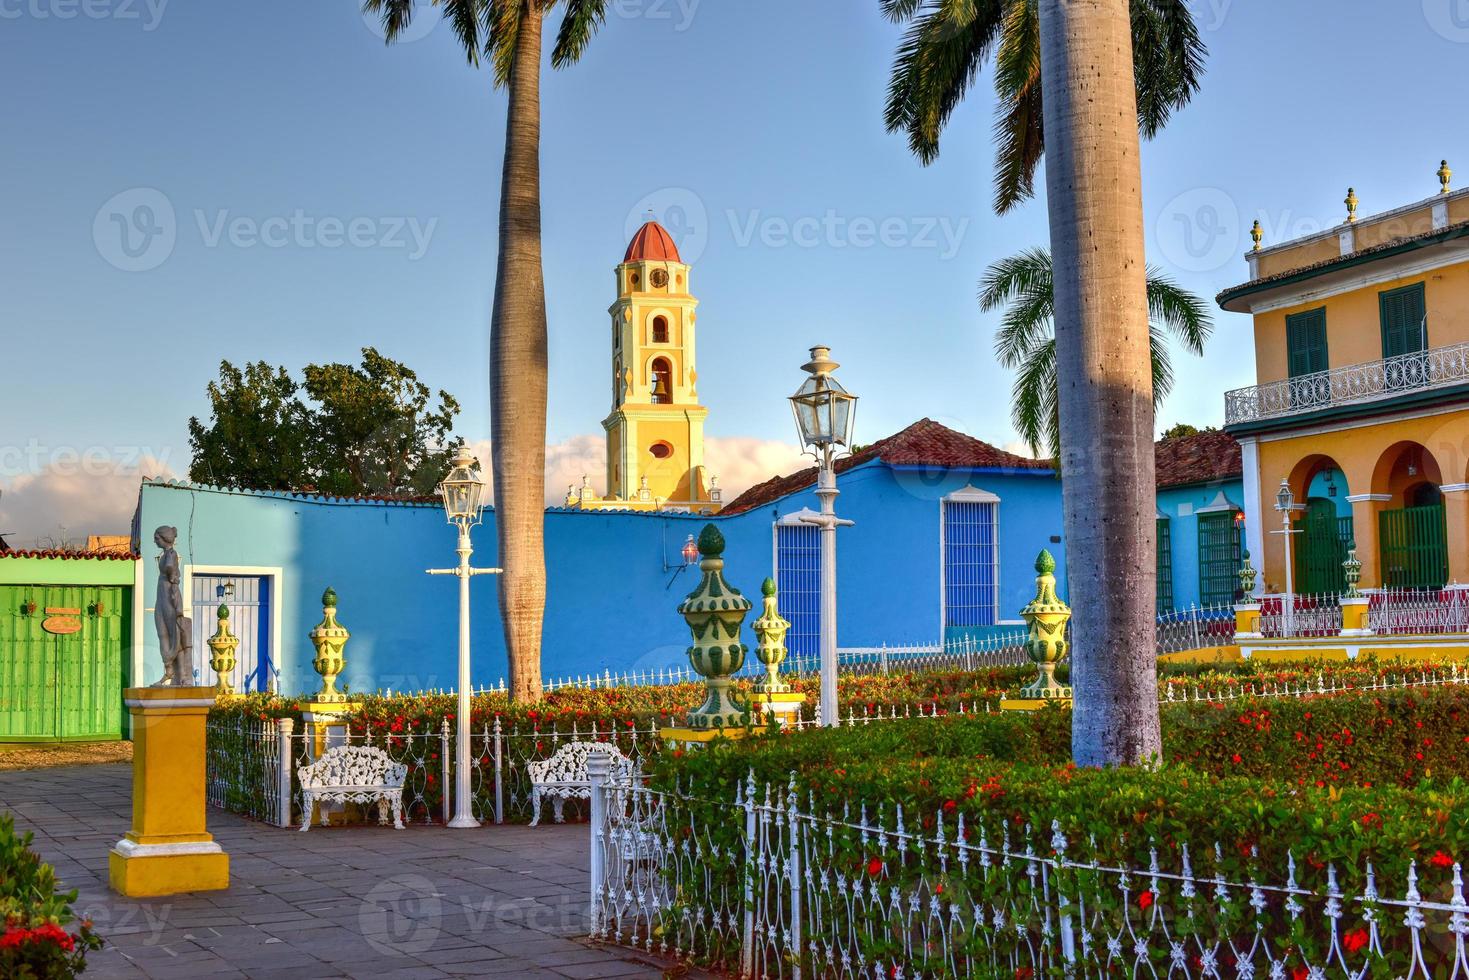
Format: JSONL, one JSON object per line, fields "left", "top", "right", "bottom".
{"left": 652, "top": 316, "right": 669, "bottom": 344}
{"left": 651, "top": 358, "right": 673, "bottom": 404}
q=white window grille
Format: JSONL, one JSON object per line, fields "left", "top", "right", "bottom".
{"left": 941, "top": 487, "right": 1000, "bottom": 628}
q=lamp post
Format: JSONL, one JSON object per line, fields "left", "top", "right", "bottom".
{"left": 426, "top": 444, "right": 501, "bottom": 829}
{"left": 1272, "top": 478, "right": 1304, "bottom": 637}
{"left": 789, "top": 346, "right": 857, "bottom": 727}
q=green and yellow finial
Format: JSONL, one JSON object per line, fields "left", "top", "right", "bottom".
{"left": 1250, "top": 219, "right": 1263, "bottom": 252}
{"left": 1345, "top": 187, "right": 1359, "bottom": 224}
{"left": 1440, "top": 160, "right": 1453, "bottom": 195}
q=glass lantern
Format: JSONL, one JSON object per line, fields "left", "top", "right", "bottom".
{"left": 438, "top": 444, "right": 487, "bottom": 526}
{"left": 789, "top": 346, "right": 857, "bottom": 452}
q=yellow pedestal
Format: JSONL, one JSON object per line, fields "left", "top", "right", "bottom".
{"left": 749, "top": 691, "right": 808, "bottom": 729}
{"left": 999, "top": 698, "right": 1072, "bottom": 712}
{"left": 109, "top": 687, "right": 229, "bottom": 898}
{"left": 660, "top": 726, "right": 752, "bottom": 746}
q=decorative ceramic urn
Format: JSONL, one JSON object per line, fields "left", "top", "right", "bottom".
{"left": 1019, "top": 550, "right": 1072, "bottom": 700}
{"left": 751, "top": 577, "right": 791, "bottom": 694}
{"left": 1238, "top": 549, "right": 1258, "bottom": 598}
{"left": 678, "top": 524, "right": 752, "bottom": 730}
{"left": 309, "top": 587, "right": 350, "bottom": 703}
{"left": 206, "top": 604, "right": 239, "bottom": 696}
{"left": 1343, "top": 545, "right": 1363, "bottom": 598}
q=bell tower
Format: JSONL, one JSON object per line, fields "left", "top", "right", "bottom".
{"left": 567, "top": 220, "right": 720, "bottom": 513}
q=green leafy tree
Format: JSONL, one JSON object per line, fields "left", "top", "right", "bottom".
{"left": 187, "top": 361, "right": 315, "bottom": 491}
{"left": 982, "top": 247, "right": 1212, "bottom": 458}
{"left": 364, "top": 0, "right": 613, "bottom": 704}
{"left": 188, "top": 349, "right": 460, "bottom": 497}
{"left": 1160, "top": 422, "right": 1217, "bottom": 441}
{"left": 882, "top": 0, "right": 1206, "bottom": 213}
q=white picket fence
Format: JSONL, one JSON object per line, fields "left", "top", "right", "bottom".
{"left": 588, "top": 762, "right": 1469, "bottom": 978}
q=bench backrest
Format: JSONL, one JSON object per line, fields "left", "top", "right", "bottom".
{"left": 299, "top": 745, "right": 407, "bottom": 790}
{"left": 526, "top": 741, "right": 633, "bottom": 783}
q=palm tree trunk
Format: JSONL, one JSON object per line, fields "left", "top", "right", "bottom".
{"left": 491, "top": 1, "right": 548, "bottom": 704}
{"left": 1037, "top": 0, "right": 1160, "bottom": 765}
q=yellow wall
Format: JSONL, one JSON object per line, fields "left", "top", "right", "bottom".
{"left": 1252, "top": 264, "right": 1469, "bottom": 386}
{"left": 1255, "top": 412, "right": 1469, "bottom": 590}
{"left": 1256, "top": 236, "right": 1341, "bottom": 280}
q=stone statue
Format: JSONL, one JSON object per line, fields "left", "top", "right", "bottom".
{"left": 152, "top": 526, "right": 194, "bottom": 686}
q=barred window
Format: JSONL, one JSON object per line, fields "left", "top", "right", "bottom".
{"left": 773, "top": 520, "right": 820, "bottom": 659}
{"left": 943, "top": 491, "right": 999, "bottom": 628}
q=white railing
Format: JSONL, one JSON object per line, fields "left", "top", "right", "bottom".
{"left": 1225, "top": 339, "right": 1469, "bottom": 425}
{"left": 1156, "top": 601, "right": 1236, "bottom": 654}
{"left": 589, "top": 766, "right": 1469, "bottom": 978}
{"left": 1258, "top": 592, "right": 1343, "bottom": 638}
{"left": 1162, "top": 665, "right": 1467, "bottom": 704}
{"left": 1368, "top": 585, "right": 1469, "bottom": 635}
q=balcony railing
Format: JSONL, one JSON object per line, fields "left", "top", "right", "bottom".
{"left": 1224, "top": 340, "right": 1469, "bottom": 426}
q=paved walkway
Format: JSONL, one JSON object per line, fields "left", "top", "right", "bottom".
{"left": 1, "top": 764, "right": 688, "bottom": 979}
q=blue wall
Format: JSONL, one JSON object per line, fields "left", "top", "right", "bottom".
{"left": 137, "top": 463, "right": 1067, "bottom": 694}
{"left": 1156, "top": 479, "right": 1247, "bottom": 610}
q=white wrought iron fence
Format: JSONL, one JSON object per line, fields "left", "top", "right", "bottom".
{"left": 1368, "top": 585, "right": 1469, "bottom": 635}
{"left": 589, "top": 764, "right": 1469, "bottom": 979}
{"left": 1162, "top": 665, "right": 1468, "bottom": 704}
{"left": 1155, "top": 602, "right": 1236, "bottom": 655}
{"left": 1258, "top": 592, "right": 1344, "bottom": 638}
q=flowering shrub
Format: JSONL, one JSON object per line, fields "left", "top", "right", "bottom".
{"left": 0, "top": 813, "right": 101, "bottom": 979}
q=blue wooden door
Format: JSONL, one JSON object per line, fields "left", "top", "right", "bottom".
{"left": 191, "top": 575, "right": 273, "bottom": 692}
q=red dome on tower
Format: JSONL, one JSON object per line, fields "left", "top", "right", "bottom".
{"left": 623, "top": 221, "right": 683, "bottom": 263}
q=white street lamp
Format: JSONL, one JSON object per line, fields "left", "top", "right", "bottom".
{"left": 789, "top": 346, "right": 857, "bottom": 727}
{"left": 1271, "top": 478, "right": 1303, "bottom": 637}
{"left": 427, "top": 443, "right": 501, "bottom": 829}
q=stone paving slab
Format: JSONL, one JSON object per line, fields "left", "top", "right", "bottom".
{"left": 0, "top": 764, "right": 701, "bottom": 979}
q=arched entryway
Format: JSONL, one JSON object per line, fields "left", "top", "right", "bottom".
{"left": 1286, "top": 454, "right": 1354, "bottom": 594}
{"left": 1371, "top": 441, "right": 1448, "bottom": 589}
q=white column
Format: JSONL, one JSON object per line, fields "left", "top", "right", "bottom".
{"left": 449, "top": 524, "right": 477, "bottom": 829}
{"left": 1239, "top": 437, "right": 1266, "bottom": 598}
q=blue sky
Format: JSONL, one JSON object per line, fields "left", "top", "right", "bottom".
{"left": 1, "top": 0, "right": 1466, "bottom": 543}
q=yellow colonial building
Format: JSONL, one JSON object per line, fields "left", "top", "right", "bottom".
{"left": 1221, "top": 163, "right": 1469, "bottom": 597}
{"left": 565, "top": 220, "right": 722, "bottom": 514}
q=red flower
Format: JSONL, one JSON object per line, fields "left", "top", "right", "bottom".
{"left": 1231, "top": 753, "right": 1242, "bottom": 764}
{"left": 867, "top": 858, "right": 883, "bottom": 877}
{"left": 1431, "top": 850, "right": 1455, "bottom": 868}
{"left": 1137, "top": 890, "right": 1154, "bottom": 911}
{"left": 1343, "top": 928, "right": 1370, "bottom": 954}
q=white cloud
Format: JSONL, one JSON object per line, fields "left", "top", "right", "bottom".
{"left": 0, "top": 454, "right": 175, "bottom": 550}
{"left": 467, "top": 434, "right": 808, "bottom": 506}
{"left": 1000, "top": 439, "right": 1041, "bottom": 460}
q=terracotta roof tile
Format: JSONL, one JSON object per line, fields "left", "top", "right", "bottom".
{"left": 0, "top": 549, "right": 139, "bottom": 561}
{"left": 720, "top": 419, "right": 1050, "bottom": 515}
{"left": 1154, "top": 429, "right": 1242, "bottom": 489}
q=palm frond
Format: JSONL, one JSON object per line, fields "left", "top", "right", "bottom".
{"left": 1148, "top": 321, "right": 1175, "bottom": 406}
{"left": 1144, "top": 264, "right": 1212, "bottom": 354}
{"left": 989, "top": 0, "right": 1043, "bottom": 212}
{"left": 1010, "top": 336, "right": 1058, "bottom": 458}
{"left": 878, "top": 0, "right": 927, "bottom": 22}
{"left": 487, "top": 0, "right": 526, "bottom": 87}
{"left": 362, "top": 0, "right": 418, "bottom": 45}
{"left": 551, "top": 0, "right": 609, "bottom": 68}
{"left": 1130, "top": 0, "right": 1207, "bottom": 137}
{"left": 883, "top": 0, "right": 1005, "bottom": 165}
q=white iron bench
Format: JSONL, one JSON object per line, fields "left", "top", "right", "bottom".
{"left": 527, "top": 741, "right": 634, "bottom": 827}
{"left": 298, "top": 745, "right": 407, "bottom": 832}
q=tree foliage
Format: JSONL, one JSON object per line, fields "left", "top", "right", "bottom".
{"left": 188, "top": 348, "right": 461, "bottom": 496}
{"left": 881, "top": 0, "right": 1207, "bottom": 213}
{"left": 981, "top": 247, "right": 1212, "bottom": 459}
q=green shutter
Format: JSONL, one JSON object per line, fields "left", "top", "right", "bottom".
{"left": 1286, "top": 308, "right": 1329, "bottom": 378}
{"left": 1379, "top": 283, "right": 1427, "bottom": 359}
{"left": 1378, "top": 503, "right": 1448, "bottom": 589}
{"left": 1293, "top": 500, "right": 1354, "bottom": 595}
{"left": 1197, "top": 512, "right": 1242, "bottom": 606}
{"left": 1156, "top": 518, "right": 1174, "bottom": 613}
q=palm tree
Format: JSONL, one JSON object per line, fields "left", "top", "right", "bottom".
{"left": 883, "top": 0, "right": 1205, "bottom": 764}
{"left": 882, "top": 0, "right": 1205, "bottom": 213}
{"left": 983, "top": 247, "right": 1212, "bottom": 459}
{"left": 365, "top": 0, "right": 612, "bottom": 704}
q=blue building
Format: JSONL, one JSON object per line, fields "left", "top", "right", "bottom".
{"left": 1153, "top": 429, "right": 1247, "bottom": 611}
{"left": 129, "top": 420, "right": 1241, "bottom": 694}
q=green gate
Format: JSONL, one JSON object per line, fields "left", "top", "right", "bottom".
{"left": 1197, "top": 512, "right": 1243, "bottom": 606}
{"left": 1294, "top": 500, "right": 1354, "bottom": 595}
{"left": 1378, "top": 504, "right": 1449, "bottom": 590}
{"left": 0, "top": 585, "right": 128, "bottom": 742}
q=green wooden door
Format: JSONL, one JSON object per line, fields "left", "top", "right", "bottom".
{"left": 1378, "top": 504, "right": 1448, "bottom": 589}
{"left": 0, "top": 585, "right": 127, "bottom": 742}
{"left": 1294, "top": 500, "right": 1354, "bottom": 595}
{"left": 1197, "top": 512, "right": 1242, "bottom": 606}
